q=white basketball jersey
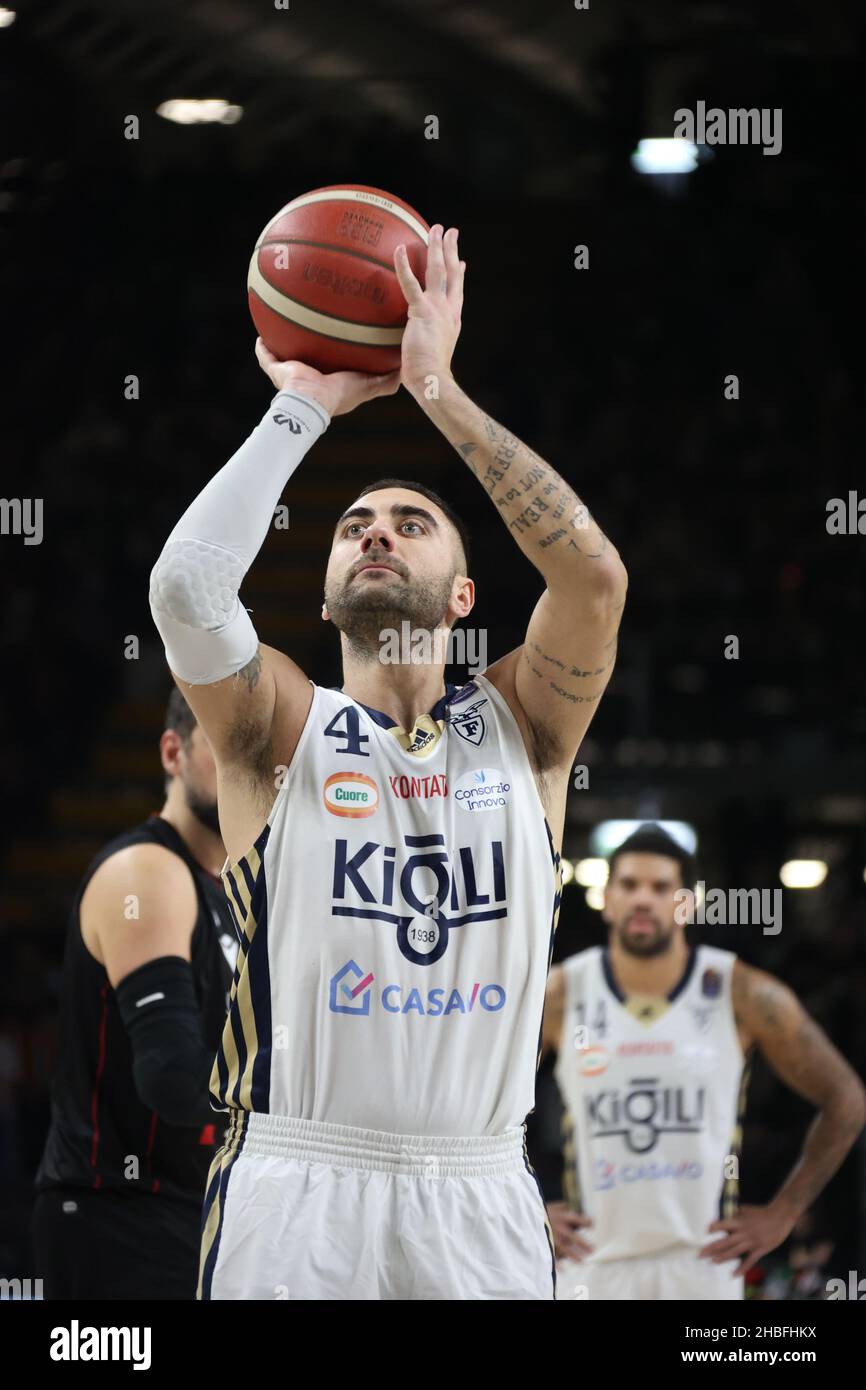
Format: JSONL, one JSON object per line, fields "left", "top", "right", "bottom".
{"left": 213, "top": 674, "right": 563, "bottom": 1136}
{"left": 553, "top": 945, "right": 748, "bottom": 1260}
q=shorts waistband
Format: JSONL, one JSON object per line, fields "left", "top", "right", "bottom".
{"left": 232, "top": 1112, "right": 529, "bottom": 1178}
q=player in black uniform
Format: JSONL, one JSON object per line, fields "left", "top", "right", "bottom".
{"left": 32, "top": 688, "right": 237, "bottom": 1299}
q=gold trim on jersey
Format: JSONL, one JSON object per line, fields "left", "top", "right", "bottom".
{"left": 721, "top": 1054, "right": 752, "bottom": 1218}
{"left": 383, "top": 712, "right": 447, "bottom": 757}
{"left": 197, "top": 1110, "right": 248, "bottom": 1299}
{"left": 561, "top": 1107, "right": 584, "bottom": 1214}
{"left": 624, "top": 995, "right": 672, "bottom": 1026}
{"left": 213, "top": 839, "right": 267, "bottom": 1111}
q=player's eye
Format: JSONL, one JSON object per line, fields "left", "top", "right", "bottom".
{"left": 343, "top": 519, "right": 423, "bottom": 537}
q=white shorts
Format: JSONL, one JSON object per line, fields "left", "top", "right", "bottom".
{"left": 199, "top": 1112, "right": 556, "bottom": 1300}
{"left": 556, "top": 1245, "right": 745, "bottom": 1301}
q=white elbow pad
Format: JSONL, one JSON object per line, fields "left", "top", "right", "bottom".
{"left": 149, "top": 389, "right": 329, "bottom": 685}
{"left": 149, "top": 539, "right": 260, "bottom": 685}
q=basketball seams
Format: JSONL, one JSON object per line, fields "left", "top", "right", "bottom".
{"left": 255, "top": 235, "right": 405, "bottom": 276}
{"left": 248, "top": 286, "right": 404, "bottom": 347}
{"left": 248, "top": 267, "right": 406, "bottom": 346}
{"left": 248, "top": 183, "right": 429, "bottom": 369}
{"left": 256, "top": 186, "right": 430, "bottom": 245}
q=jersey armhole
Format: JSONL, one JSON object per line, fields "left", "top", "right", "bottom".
{"left": 219, "top": 680, "right": 322, "bottom": 883}
{"left": 472, "top": 671, "right": 552, "bottom": 830}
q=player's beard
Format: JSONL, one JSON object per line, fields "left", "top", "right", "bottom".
{"left": 185, "top": 783, "right": 221, "bottom": 836}
{"left": 325, "top": 562, "right": 456, "bottom": 665}
{"left": 613, "top": 914, "right": 675, "bottom": 958}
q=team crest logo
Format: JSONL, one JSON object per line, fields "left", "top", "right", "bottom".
{"left": 449, "top": 698, "right": 488, "bottom": 746}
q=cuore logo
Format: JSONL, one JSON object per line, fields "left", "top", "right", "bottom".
{"left": 323, "top": 772, "right": 379, "bottom": 818}
{"left": 578, "top": 1045, "right": 610, "bottom": 1077}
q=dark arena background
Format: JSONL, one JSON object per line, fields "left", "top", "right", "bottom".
{"left": 1, "top": 0, "right": 865, "bottom": 1343}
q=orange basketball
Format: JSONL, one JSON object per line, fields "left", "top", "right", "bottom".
{"left": 247, "top": 184, "right": 430, "bottom": 373}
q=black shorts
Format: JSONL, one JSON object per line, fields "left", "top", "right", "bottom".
{"left": 32, "top": 1186, "right": 202, "bottom": 1300}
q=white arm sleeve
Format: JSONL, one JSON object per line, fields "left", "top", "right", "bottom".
{"left": 149, "top": 389, "right": 330, "bottom": 685}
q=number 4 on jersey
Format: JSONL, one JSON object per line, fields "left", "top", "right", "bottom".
{"left": 324, "top": 705, "right": 370, "bottom": 757}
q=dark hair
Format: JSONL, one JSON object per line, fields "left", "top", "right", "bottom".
{"left": 354, "top": 477, "right": 471, "bottom": 574}
{"left": 165, "top": 685, "right": 196, "bottom": 745}
{"left": 163, "top": 686, "right": 196, "bottom": 789}
{"left": 608, "top": 823, "right": 696, "bottom": 890}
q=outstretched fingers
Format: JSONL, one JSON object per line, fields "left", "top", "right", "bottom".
{"left": 393, "top": 243, "right": 425, "bottom": 309}
{"left": 423, "top": 223, "right": 447, "bottom": 296}
{"left": 442, "top": 228, "right": 464, "bottom": 309}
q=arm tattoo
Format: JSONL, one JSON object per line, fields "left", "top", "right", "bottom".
{"left": 550, "top": 681, "right": 602, "bottom": 706}
{"left": 452, "top": 410, "right": 616, "bottom": 573}
{"left": 754, "top": 978, "right": 786, "bottom": 1031}
{"left": 522, "top": 645, "right": 608, "bottom": 705}
{"left": 527, "top": 640, "right": 566, "bottom": 673}
{"left": 734, "top": 966, "right": 787, "bottom": 1036}
{"left": 236, "top": 647, "right": 263, "bottom": 694}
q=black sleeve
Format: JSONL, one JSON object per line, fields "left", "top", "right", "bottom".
{"left": 114, "top": 955, "right": 219, "bottom": 1126}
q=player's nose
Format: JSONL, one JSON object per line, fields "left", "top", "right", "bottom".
{"left": 361, "top": 523, "right": 394, "bottom": 551}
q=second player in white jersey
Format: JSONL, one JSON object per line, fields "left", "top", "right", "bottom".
{"left": 554, "top": 943, "right": 746, "bottom": 1262}
{"left": 542, "top": 825, "right": 866, "bottom": 1302}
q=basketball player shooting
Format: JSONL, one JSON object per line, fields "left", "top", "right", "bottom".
{"left": 149, "top": 223, "right": 627, "bottom": 1300}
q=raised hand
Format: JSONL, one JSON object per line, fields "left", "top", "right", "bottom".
{"left": 393, "top": 223, "right": 465, "bottom": 398}
{"left": 254, "top": 337, "right": 400, "bottom": 418}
